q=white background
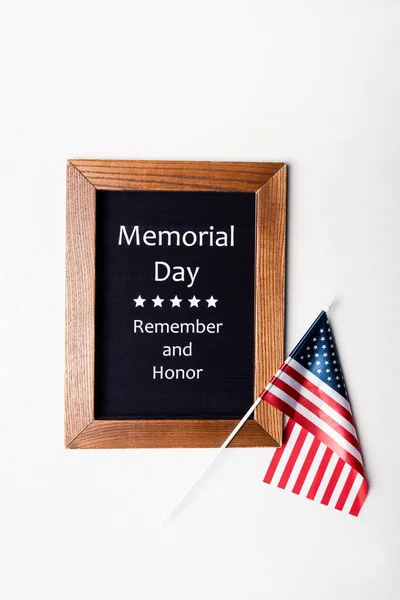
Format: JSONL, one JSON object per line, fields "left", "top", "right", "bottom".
{"left": 0, "top": 1, "right": 399, "bottom": 598}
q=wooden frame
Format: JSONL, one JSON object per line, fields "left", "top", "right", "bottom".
{"left": 65, "top": 160, "right": 286, "bottom": 448}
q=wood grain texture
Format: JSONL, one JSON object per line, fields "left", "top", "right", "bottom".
{"left": 254, "top": 167, "right": 286, "bottom": 445}
{"left": 65, "top": 160, "right": 286, "bottom": 448}
{"left": 65, "top": 163, "right": 96, "bottom": 446}
{"left": 68, "top": 419, "right": 278, "bottom": 449}
{"left": 69, "top": 159, "right": 285, "bottom": 193}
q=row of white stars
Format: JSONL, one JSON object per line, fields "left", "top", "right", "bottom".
{"left": 133, "top": 295, "right": 218, "bottom": 308}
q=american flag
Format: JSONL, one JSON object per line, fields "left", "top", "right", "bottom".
{"left": 262, "top": 311, "right": 368, "bottom": 516}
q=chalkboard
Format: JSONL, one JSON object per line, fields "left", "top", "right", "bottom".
{"left": 95, "top": 190, "right": 255, "bottom": 420}
{"left": 65, "top": 160, "right": 286, "bottom": 448}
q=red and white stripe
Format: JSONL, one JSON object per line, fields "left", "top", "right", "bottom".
{"left": 262, "top": 357, "right": 368, "bottom": 516}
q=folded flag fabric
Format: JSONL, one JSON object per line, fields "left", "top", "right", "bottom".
{"left": 262, "top": 310, "right": 368, "bottom": 516}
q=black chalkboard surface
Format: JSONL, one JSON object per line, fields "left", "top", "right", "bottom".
{"left": 94, "top": 190, "right": 256, "bottom": 420}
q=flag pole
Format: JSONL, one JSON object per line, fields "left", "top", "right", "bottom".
{"left": 162, "top": 388, "right": 270, "bottom": 524}
{"left": 162, "top": 297, "right": 336, "bottom": 524}
{"left": 324, "top": 296, "right": 336, "bottom": 314}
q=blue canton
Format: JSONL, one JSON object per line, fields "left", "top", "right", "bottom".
{"left": 290, "top": 311, "right": 347, "bottom": 397}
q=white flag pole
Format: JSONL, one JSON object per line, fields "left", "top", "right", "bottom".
{"left": 323, "top": 296, "right": 336, "bottom": 314}
{"left": 162, "top": 297, "right": 336, "bottom": 524}
{"left": 162, "top": 386, "right": 271, "bottom": 524}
